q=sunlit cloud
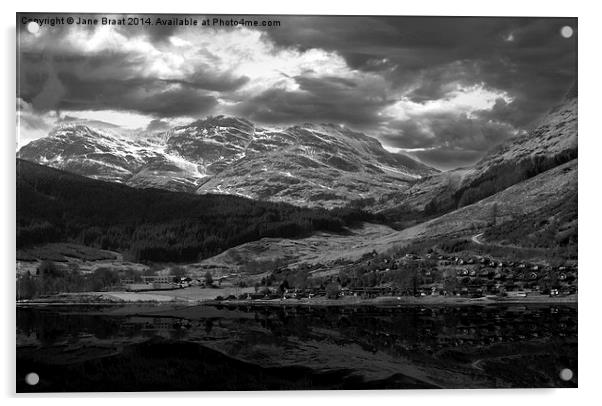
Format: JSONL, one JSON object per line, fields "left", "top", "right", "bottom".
{"left": 61, "top": 110, "right": 153, "bottom": 130}
{"left": 382, "top": 84, "right": 514, "bottom": 121}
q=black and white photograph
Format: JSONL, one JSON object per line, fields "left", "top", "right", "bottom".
{"left": 15, "top": 11, "right": 578, "bottom": 392}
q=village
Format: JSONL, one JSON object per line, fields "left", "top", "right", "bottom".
{"left": 112, "top": 246, "right": 578, "bottom": 304}
{"left": 16, "top": 236, "right": 578, "bottom": 304}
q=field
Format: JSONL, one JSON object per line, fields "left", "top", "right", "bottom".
{"left": 21, "top": 286, "right": 256, "bottom": 304}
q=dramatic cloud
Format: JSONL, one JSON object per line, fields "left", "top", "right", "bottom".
{"left": 233, "top": 74, "right": 392, "bottom": 126}
{"left": 17, "top": 14, "right": 576, "bottom": 169}
{"left": 376, "top": 84, "right": 522, "bottom": 160}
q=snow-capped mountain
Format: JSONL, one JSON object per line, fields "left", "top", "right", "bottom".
{"left": 17, "top": 117, "right": 437, "bottom": 208}
{"left": 17, "top": 124, "right": 206, "bottom": 192}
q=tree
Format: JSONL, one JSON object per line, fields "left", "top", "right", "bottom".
{"left": 204, "top": 271, "right": 213, "bottom": 286}
{"left": 170, "top": 266, "right": 187, "bottom": 279}
{"left": 443, "top": 275, "right": 458, "bottom": 295}
{"left": 392, "top": 263, "right": 422, "bottom": 295}
{"left": 91, "top": 268, "right": 120, "bottom": 291}
{"left": 278, "top": 279, "right": 290, "bottom": 294}
{"left": 17, "top": 273, "right": 38, "bottom": 300}
{"left": 37, "top": 260, "right": 62, "bottom": 278}
{"left": 325, "top": 282, "right": 341, "bottom": 299}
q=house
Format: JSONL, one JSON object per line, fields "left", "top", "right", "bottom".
{"left": 283, "top": 292, "right": 297, "bottom": 299}
{"left": 178, "top": 277, "right": 192, "bottom": 288}
{"left": 125, "top": 275, "right": 174, "bottom": 291}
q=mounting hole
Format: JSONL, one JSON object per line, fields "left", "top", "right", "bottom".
{"left": 25, "top": 372, "right": 39, "bottom": 386}
{"left": 26, "top": 21, "right": 40, "bottom": 34}
{"left": 560, "top": 26, "right": 573, "bottom": 39}
{"left": 559, "top": 368, "right": 573, "bottom": 381}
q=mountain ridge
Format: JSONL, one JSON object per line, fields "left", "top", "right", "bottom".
{"left": 18, "top": 116, "right": 437, "bottom": 208}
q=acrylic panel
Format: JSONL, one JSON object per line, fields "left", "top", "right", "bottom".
{"left": 16, "top": 13, "right": 578, "bottom": 392}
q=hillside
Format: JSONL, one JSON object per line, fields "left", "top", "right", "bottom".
{"left": 378, "top": 87, "right": 577, "bottom": 218}
{"left": 204, "top": 157, "right": 577, "bottom": 273}
{"left": 384, "top": 159, "right": 577, "bottom": 255}
{"left": 16, "top": 159, "right": 373, "bottom": 262}
{"left": 193, "top": 223, "right": 399, "bottom": 274}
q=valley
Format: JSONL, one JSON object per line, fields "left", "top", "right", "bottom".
{"left": 16, "top": 88, "right": 577, "bottom": 306}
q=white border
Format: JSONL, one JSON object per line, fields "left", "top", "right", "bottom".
{"left": 2, "top": 0, "right": 599, "bottom": 404}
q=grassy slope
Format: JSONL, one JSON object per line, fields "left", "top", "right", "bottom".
{"left": 188, "top": 223, "right": 398, "bottom": 274}
{"left": 381, "top": 159, "right": 577, "bottom": 245}
{"left": 200, "top": 159, "right": 577, "bottom": 272}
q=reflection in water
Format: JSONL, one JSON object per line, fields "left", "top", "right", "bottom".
{"left": 17, "top": 304, "right": 577, "bottom": 391}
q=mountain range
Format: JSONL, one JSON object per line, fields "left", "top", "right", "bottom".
{"left": 18, "top": 117, "right": 436, "bottom": 208}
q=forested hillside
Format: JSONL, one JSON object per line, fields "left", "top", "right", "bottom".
{"left": 17, "top": 159, "right": 373, "bottom": 262}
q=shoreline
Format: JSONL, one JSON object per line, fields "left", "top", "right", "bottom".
{"left": 204, "top": 294, "right": 578, "bottom": 307}
{"left": 16, "top": 293, "right": 577, "bottom": 308}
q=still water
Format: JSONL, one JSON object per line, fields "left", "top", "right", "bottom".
{"left": 17, "top": 303, "right": 577, "bottom": 391}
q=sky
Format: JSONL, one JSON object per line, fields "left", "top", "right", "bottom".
{"left": 17, "top": 14, "right": 577, "bottom": 170}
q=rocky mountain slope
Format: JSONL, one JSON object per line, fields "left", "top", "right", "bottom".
{"left": 17, "top": 124, "right": 202, "bottom": 192}
{"left": 377, "top": 88, "right": 577, "bottom": 216}
{"left": 17, "top": 117, "right": 436, "bottom": 208}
